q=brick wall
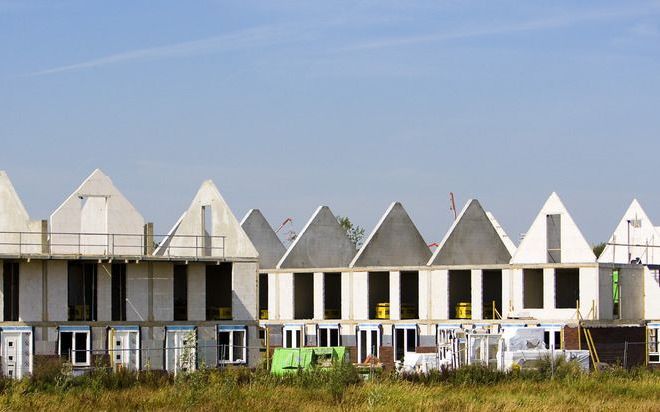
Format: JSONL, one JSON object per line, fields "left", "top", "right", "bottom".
{"left": 379, "top": 346, "right": 394, "bottom": 370}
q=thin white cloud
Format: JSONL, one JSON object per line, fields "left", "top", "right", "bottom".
{"left": 27, "top": 24, "right": 292, "bottom": 76}
{"left": 630, "top": 22, "right": 660, "bottom": 37}
{"left": 334, "top": 6, "right": 659, "bottom": 53}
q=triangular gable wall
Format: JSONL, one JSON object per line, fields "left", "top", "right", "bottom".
{"left": 428, "top": 199, "right": 512, "bottom": 265}
{"left": 511, "top": 193, "right": 595, "bottom": 264}
{"left": 486, "top": 211, "right": 517, "bottom": 256}
{"left": 241, "top": 209, "right": 286, "bottom": 269}
{"left": 155, "top": 180, "right": 257, "bottom": 259}
{"left": 350, "top": 202, "right": 431, "bottom": 268}
{"left": 277, "top": 206, "right": 356, "bottom": 269}
{"left": 0, "top": 171, "right": 39, "bottom": 232}
{"left": 50, "top": 169, "right": 145, "bottom": 255}
{"left": 598, "top": 199, "right": 660, "bottom": 264}
{"left": 0, "top": 171, "right": 42, "bottom": 254}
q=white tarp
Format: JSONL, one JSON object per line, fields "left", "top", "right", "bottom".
{"left": 501, "top": 327, "right": 546, "bottom": 351}
{"left": 499, "top": 350, "right": 590, "bottom": 371}
{"left": 398, "top": 352, "right": 446, "bottom": 374}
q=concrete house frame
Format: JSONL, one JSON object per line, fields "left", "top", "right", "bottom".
{"left": 0, "top": 170, "right": 262, "bottom": 378}
{"left": 510, "top": 193, "right": 598, "bottom": 321}
{"left": 424, "top": 199, "right": 514, "bottom": 322}
{"left": 347, "top": 202, "right": 432, "bottom": 364}
{"left": 597, "top": 200, "right": 660, "bottom": 322}
{"left": 240, "top": 209, "right": 286, "bottom": 324}
{"left": 2, "top": 169, "right": 660, "bottom": 375}
{"left": 261, "top": 206, "right": 356, "bottom": 352}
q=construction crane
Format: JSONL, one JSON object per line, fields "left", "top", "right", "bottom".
{"left": 428, "top": 194, "right": 458, "bottom": 249}
{"left": 275, "top": 217, "right": 297, "bottom": 245}
{"left": 275, "top": 217, "right": 293, "bottom": 234}
{"left": 449, "top": 192, "right": 457, "bottom": 220}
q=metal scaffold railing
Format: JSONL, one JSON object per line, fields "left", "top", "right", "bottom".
{"left": 0, "top": 230, "right": 226, "bottom": 258}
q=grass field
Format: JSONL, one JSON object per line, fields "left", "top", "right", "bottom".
{"left": 0, "top": 362, "right": 658, "bottom": 411}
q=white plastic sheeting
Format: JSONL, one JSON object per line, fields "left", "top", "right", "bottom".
{"left": 499, "top": 350, "right": 590, "bottom": 372}
{"left": 500, "top": 327, "right": 546, "bottom": 351}
{"left": 398, "top": 352, "right": 445, "bottom": 374}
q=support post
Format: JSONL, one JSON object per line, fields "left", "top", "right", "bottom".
{"left": 144, "top": 223, "right": 154, "bottom": 255}
{"left": 41, "top": 220, "right": 49, "bottom": 254}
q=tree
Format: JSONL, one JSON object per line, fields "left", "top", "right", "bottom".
{"left": 593, "top": 242, "right": 606, "bottom": 258}
{"left": 337, "top": 216, "right": 365, "bottom": 248}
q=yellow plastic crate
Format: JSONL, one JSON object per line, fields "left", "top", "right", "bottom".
{"left": 455, "top": 302, "right": 472, "bottom": 319}
{"left": 217, "top": 307, "right": 232, "bottom": 320}
{"left": 400, "top": 304, "right": 417, "bottom": 319}
{"left": 324, "top": 308, "right": 340, "bottom": 319}
{"left": 376, "top": 303, "right": 390, "bottom": 319}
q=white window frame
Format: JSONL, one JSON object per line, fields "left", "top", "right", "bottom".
{"left": 648, "top": 323, "right": 660, "bottom": 364}
{"left": 437, "top": 324, "right": 465, "bottom": 369}
{"left": 357, "top": 324, "right": 381, "bottom": 363}
{"left": 108, "top": 327, "right": 140, "bottom": 371}
{"left": 58, "top": 327, "right": 91, "bottom": 367}
{"left": 540, "top": 324, "right": 563, "bottom": 350}
{"left": 283, "top": 325, "right": 304, "bottom": 348}
{"left": 317, "top": 324, "right": 341, "bottom": 347}
{"left": 393, "top": 325, "right": 418, "bottom": 362}
{"left": 0, "top": 326, "right": 33, "bottom": 379}
{"left": 217, "top": 326, "right": 247, "bottom": 365}
{"left": 165, "top": 327, "right": 197, "bottom": 374}
{"left": 467, "top": 333, "right": 500, "bottom": 367}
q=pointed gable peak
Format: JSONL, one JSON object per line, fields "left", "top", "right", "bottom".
{"left": 155, "top": 179, "right": 258, "bottom": 259}
{"left": 241, "top": 209, "right": 286, "bottom": 269}
{"left": 511, "top": 192, "right": 595, "bottom": 264}
{"left": 598, "top": 198, "right": 659, "bottom": 264}
{"left": 240, "top": 208, "right": 264, "bottom": 226}
{"left": 81, "top": 167, "right": 108, "bottom": 185}
{"left": 89, "top": 167, "right": 106, "bottom": 177}
{"left": 66, "top": 168, "right": 134, "bottom": 203}
{"left": 277, "top": 205, "right": 356, "bottom": 269}
{"left": 51, "top": 169, "right": 145, "bottom": 224}
{"left": 195, "top": 179, "right": 222, "bottom": 199}
{"left": 0, "top": 170, "right": 36, "bottom": 230}
{"left": 428, "top": 199, "right": 512, "bottom": 266}
{"left": 350, "top": 201, "right": 431, "bottom": 268}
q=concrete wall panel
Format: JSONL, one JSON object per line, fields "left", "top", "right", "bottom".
{"left": 19, "top": 261, "right": 42, "bottom": 321}
{"left": 645, "top": 266, "right": 660, "bottom": 319}
{"left": 188, "top": 264, "right": 205, "bottom": 321}
{"left": 278, "top": 273, "right": 294, "bottom": 320}
{"left": 47, "top": 260, "right": 67, "bottom": 322}
{"left": 233, "top": 262, "right": 258, "bottom": 321}
{"left": 126, "top": 263, "right": 149, "bottom": 321}
{"left": 352, "top": 271, "right": 368, "bottom": 320}
{"left": 430, "top": 270, "right": 448, "bottom": 319}
{"left": 313, "top": 272, "right": 324, "bottom": 320}
{"left": 153, "top": 262, "right": 174, "bottom": 321}
{"left": 97, "top": 263, "right": 112, "bottom": 321}
{"left": 471, "top": 269, "right": 483, "bottom": 320}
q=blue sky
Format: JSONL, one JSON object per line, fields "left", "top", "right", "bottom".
{"left": 1, "top": 0, "right": 660, "bottom": 246}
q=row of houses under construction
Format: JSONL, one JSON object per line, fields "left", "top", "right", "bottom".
{"left": 0, "top": 169, "right": 658, "bottom": 377}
